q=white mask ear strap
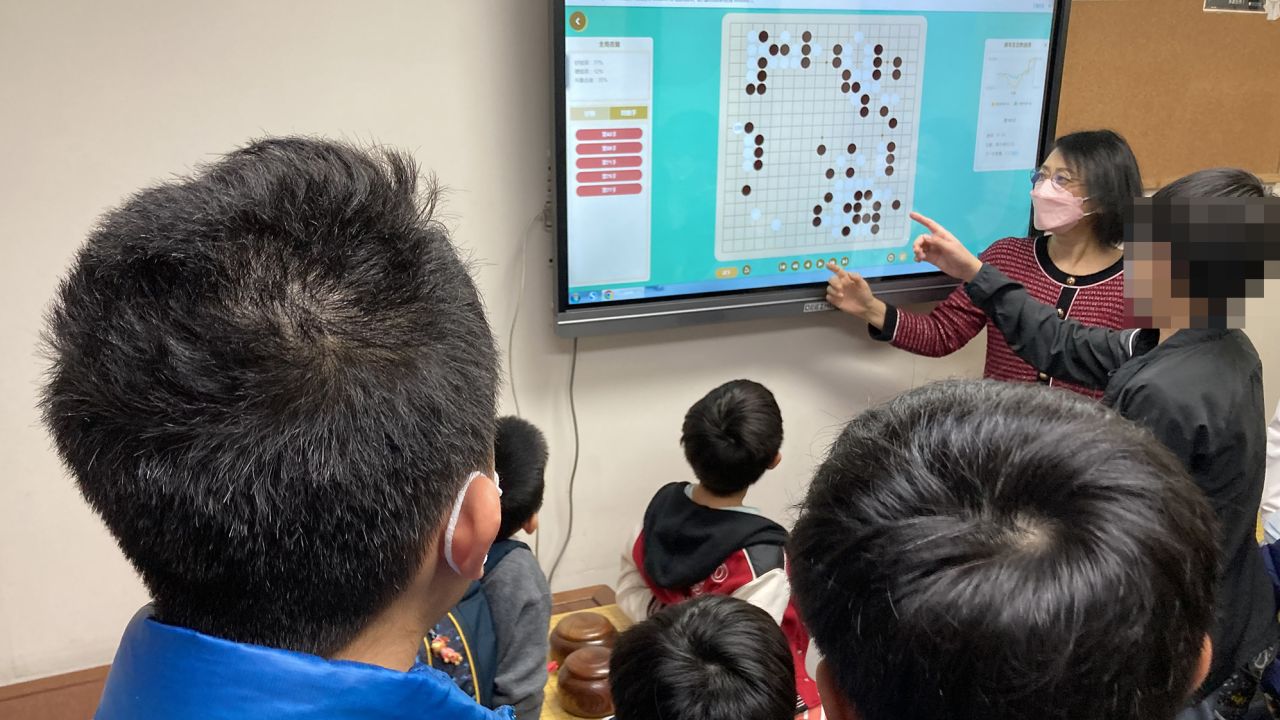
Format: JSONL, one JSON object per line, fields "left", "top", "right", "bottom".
{"left": 443, "top": 472, "right": 482, "bottom": 575}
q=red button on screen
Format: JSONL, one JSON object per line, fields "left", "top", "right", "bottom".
{"left": 576, "top": 156, "right": 642, "bottom": 169}
{"left": 576, "top": 142, "right": 644, "bottom": 155}
{"left": 576, "top": 184, "right": 643, "bottom": 197}
{"left": 575, "top": 128, "right": 643, "bottom": 141}
{"left": 576, "top": 170, "right": 643, "bottom": 183}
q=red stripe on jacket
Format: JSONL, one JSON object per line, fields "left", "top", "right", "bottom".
{"left": 631, "top": 533, "right": 821, "bottom": 710}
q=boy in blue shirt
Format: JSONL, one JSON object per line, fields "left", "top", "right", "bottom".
{"left": 41, "top": 137, "right": 508, "bottom": 720}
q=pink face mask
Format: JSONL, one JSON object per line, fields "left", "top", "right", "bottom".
{"left": 1030, "top": 181, "right": 1090, "bottom": 234}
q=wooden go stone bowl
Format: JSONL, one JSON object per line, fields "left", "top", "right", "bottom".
{"left": 549, "top": 612, "right": 618, "bottom": 663}
{"left": 557, "top": 645, "right": 613, "bottom": 718}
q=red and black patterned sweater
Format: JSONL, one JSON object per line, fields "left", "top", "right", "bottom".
{"left": 873, "top": 236, "right": 1125, "bottom": 399}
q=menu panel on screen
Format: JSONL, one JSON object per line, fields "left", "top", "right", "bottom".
{"left": 559, "top": 0, "right": 1060, "bottom": 309}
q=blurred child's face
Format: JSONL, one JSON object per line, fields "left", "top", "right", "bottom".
{"left": 1123, "top": 196, "right": 1280, "bottom": 329}
{"left": 1123, "top": 240, "right": 1179, "bottom": 327}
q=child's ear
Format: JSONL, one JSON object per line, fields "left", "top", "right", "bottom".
{"left": 1189, "top": 635, "right": 1213, "bottom": 700}
{"left": 435, "top": 473, "right": 501, "bottom": 580}
{"left": 767, "top": 452, "right": 782, "bottom": 470}
{"left": 815, "top": 658, "right": 861, "bottom": 720}
{"left": 522, "top": 513, "right": 540, "bottom": 535}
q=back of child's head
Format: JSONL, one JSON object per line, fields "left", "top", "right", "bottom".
{"left": 789, "top": 380, "right": 1218, "bottom": 720}
{"left": 611, "top": 594, "right": 795, "bottom": 720}
{"left": 40, "top": 137, "right": 499, "bottom": 656}
{"left": 494, "top": 416, "right": 548, "bottom": 539}
{"left": 681, "top": 379, "right": 782, "bottom": 496}
{"left": 1152, "top": 167, "right": 1269, "bottom": 200}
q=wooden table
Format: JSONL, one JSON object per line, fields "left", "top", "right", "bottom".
{"left": 541, "top": 604, "right": 633, "bottom": 720}
{"left": 551, "top": 585, "right": 617, "bottom": 615}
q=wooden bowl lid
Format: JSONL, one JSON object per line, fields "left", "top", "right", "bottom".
{"left": 562, "top": 646, "right": 612, "bottom": 680}
{"left": 553, "top": 612, "right": 618, "bottom": 643}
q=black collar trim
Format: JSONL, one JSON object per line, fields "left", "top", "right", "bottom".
{"left": 1034, "top": 235, "right": 1124, "bottom": 288}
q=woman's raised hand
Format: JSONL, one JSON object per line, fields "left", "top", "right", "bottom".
{"left": 910, "top": 211, "right": 982, "bottom": 282}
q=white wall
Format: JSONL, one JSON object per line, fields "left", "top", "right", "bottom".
{"left": 1, "top": 0, "right": 1277, "bottom": 688}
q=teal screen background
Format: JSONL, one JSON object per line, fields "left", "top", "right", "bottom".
{"left": 564, "top": 5, "right": 1055, "bottom": 299}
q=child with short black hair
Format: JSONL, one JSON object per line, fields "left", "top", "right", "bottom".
{"left": 611, "top": 595, "right": 797, "bottom": 720}
{"left": 790, "top": 380, "right": 1219, "bottom": 720}
{"left": 42, "top": 137, "right": 510, "bottom": 719}
{"left": 618, "top": 379, "right": 819, "bottom": 711}
{"left": 427, "top": 416, "right": 551, "bottom": 719}
{"left": 493, "top": 416, "right": 549, "bottom": 542}
{"left": 908, "top": 169, "right": 1280, "bottom": 717}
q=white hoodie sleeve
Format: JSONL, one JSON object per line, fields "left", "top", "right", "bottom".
{"left": 729, "top": 567, "right": 791, "bottom": 624}
{"left": 1262, "top": 400, "right": 1280, "bottom": 517}
{"left": 616, "top": 524, "right": 658, "bottom": 622}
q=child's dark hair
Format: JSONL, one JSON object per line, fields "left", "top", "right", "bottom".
{"left": 40, "top": 137, "right": 499, "bottom": 656}
{"left": 494, "top": 416, "right": 548, "bottom": 539}
{"left": 789, "top": 380, "right": 1217, "bottom": 720}
{"left": 1154, "top": 167, "right": 1269, "bottom": 200}
{"left": 1138, "top": 168, "right": 1279, "bottom": 328}
{"left": 611, "top": 595, "right": 795, "bottom": 720}
{"left": 681, "top": 380, "right": 782, "bottom": 496}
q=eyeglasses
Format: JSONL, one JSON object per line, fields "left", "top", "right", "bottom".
{"left": 1031, "top": 170, "right": 1080, "bottom": 191}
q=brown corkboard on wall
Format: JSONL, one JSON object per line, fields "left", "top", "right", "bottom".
{"left": 1057, "top": 0, "right": 1280, "bottom": 189}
